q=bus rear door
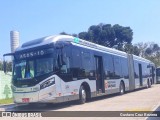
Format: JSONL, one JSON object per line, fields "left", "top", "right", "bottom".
{"left": 94, "top": 56, "right": 105, "bottom": 94}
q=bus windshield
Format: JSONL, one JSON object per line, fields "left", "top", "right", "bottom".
{"left": 13, "top": 56, "right": 54, "bottom": 80}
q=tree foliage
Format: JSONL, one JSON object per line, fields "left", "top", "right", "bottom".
{"left": 60, "top": 23, "right": 133, "bottom": 51}
{"left": 131, "top": 42, "right": 160, "bottom": 66}
{"left": 0, "top": 61, "right": 12, "bottom": 72}
{"left": 134, "top": 42, "right": 148, "bottom": 57}
{"left": 0, "top": 61, "right": 3, "bottom": 70}
{"left": 78, "top": 23, "right": 133, "bottom": 50}
{"left": 144, "top": 43, "right": 160, "bottom": 66}
{"left": 123, "top": 44, "right": 140, "bottom": 56}
{"left": 60, "top": 32, "right": 78, "bottom": 37}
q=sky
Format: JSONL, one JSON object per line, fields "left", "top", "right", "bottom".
{"left": 0, "top": 0, "right": 160, "bottom": 59}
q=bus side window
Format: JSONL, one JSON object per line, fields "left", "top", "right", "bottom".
{"left": 104, "top": 54, "right": 114, "bottom": 79}
{"left": 120, "top": 57, "right": 129, "bottom": 79}
{"left": 134, "top": 61, "right": 139, "bottom": 78}
{"left": 113, "top": 56, "right": 122, "bottom": 79}
{"left": 82, "top": 51, "right": 94, "bottom": 79}
{"left": 57, "top": 46, "right": 73, "bottom": 82}
{"left": 60, "top": 47, "right": 71, "bottom": 74}
{"left": 71, "top": 48, "right": 82, "bottom": 79}
{"left": 60, "top": 55, "right": 70, "bottom": 74}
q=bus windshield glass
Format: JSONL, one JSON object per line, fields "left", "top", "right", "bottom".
{"left": 13, "top": 55, "right": 54, "bottom": 80}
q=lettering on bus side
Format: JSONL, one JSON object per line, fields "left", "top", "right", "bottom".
{"left": 107, "top": 81, "right": 116, "bottom": 88}
{"left": 65, "top": 85, "right": 69, "bottom": 89}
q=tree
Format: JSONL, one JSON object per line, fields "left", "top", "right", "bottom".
{"left": 132, "top": 42, "right": 160, "bottom": 66}
{"left": 1, "top": 61, "right": 12, "bottom": 72}
{"left": 144, "top": 43, "right": 160, "bottom": 66}
{"left": 134, "top": 42, "right": 148, "bottom": 57}
{"left": 88, "top": 25, "right": 101, "bottom": 44}
{"left": 122, "top": 43, "right": 140, "bottom": 56}
{"left": 78, "top": 32, "right": 90, "bottom": 40}
{"left": 132, "top": 45, "right": 141, "bottom": 56}
{"left": 72, "top": 33, "right": 78, "bottom": 37}
{"left": 60, "top": 32, "right": 78, "bottom": 37}
{"left": 60, "top": 32, "right": 69, "bottom": 35}
{"left": 60, "top": 23, "right": 133, "bottom": 52}
{"left": 78, "top": 23, "right": 133, "bottom": 50}
{"left": 113, "top": 24, "right": 133, "bottom": 50}
{"left": 0, "top": 61, "right": 2, "bottom": 70}
{"left": 6, "top": 61, "right": 12, "bottom": 72}
{"left": 100, "top": 24, "right": 116, "bottom": 47}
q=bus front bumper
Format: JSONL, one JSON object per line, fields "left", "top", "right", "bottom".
{"left": 13, "top": 85, "right": 57, "bottom": 103}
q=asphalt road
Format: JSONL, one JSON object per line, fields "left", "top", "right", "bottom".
{"left": 1, "top": 84, "right": 160, "bottom": 120}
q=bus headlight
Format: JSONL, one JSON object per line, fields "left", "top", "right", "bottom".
{"left": 32, "top": 86, "right": 40, "bottom": 92}
{"left": 40, "top": 78, "right": 55, "bottom": 90}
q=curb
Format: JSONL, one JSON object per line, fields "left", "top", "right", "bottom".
{"left": 0, "top": 103, "right": 15, "bottom": 111}
{"left": 0, "top": 103, "right": 14, "bottom": 107}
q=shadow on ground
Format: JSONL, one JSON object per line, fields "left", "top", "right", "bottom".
{"left": 0, "top": 87, "right": 148, "bottom": 112}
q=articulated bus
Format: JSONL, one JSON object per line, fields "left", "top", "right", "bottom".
{"left": 3, "top": 35, "right": 156, "bottom": 104}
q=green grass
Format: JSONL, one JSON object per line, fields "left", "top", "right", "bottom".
{"left": 0, "top": 98, "right": 13, "bottom": 105}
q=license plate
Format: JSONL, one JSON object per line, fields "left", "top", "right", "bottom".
{"left": 22, "top": 98, "right": 30, "bottom": 103}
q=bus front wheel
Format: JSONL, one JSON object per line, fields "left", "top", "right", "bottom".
{"left": 78, "top": 86, "right": 86, "bottom": 104}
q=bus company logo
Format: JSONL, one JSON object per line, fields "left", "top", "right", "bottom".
{"left": 1, "top": 112, "right": 42, "bottom": 117}
{"left": 65, "top": 85, "right": 69, "bottom": 89}
{"left": 2, "top": 112, "right": 12, "bottom": 117}
{"left": 105, "top": 82, "right": 108, "bottom": 88}
{"left": 108, "top": 81, "right": 116, "bottom": 88}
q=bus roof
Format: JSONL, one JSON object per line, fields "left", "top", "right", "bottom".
{"left": 16, "top": 35, "right": 127, "bottom": 57}
{"left": 15, "top": 35, "right": 153, "bottom": 64}
{"left": 132, "top": 54, "right": 151, "bottom": 63}
{"left": 16, "top": 35, "right": 73, "bottom": 51}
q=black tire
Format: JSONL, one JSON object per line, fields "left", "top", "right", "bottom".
{"left": 78, "top": 86, "right": 86, "bottom": 104}
{"left": 119, "top": 82, "right": 125, "bottom": 95}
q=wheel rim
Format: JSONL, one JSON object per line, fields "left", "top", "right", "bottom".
{"left": 120, "top": 84, "right": 124, "bottom": 93}
{"left": 82, "top": 88, "right": 86, "bottom": 101}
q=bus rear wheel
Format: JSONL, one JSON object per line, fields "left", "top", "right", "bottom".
{"left": 78, "top": 86, "right": 86, "bottom": 104}
{"left": 119, "top": 82, "right": 125, "bottom": 95}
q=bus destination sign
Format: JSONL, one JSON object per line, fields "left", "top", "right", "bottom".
{"left": 15, "top": 48, "right": 53, "bottom": 59}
